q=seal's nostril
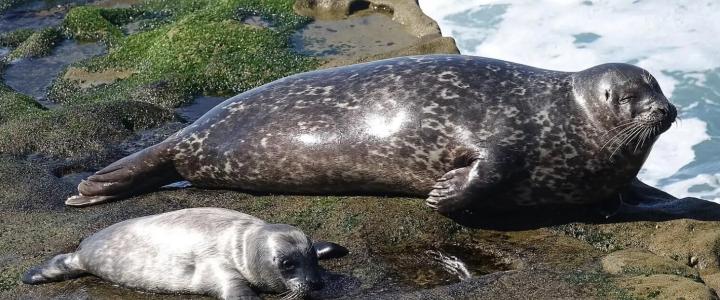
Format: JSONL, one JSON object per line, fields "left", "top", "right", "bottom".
{"left": 658, "top": 107, "right": 668, "bottom": 116}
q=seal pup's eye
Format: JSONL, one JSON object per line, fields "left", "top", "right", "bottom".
{"left": 618, "top": 96, "right": 635, "bottom": 104}
{"left": 605, "top": 90, "right": 610, "bottom": 100}
{"left": 281, "top": 259, "right": 295, "bottom": 270}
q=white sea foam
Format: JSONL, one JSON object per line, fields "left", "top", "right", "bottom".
{"left": 664, "top": 173, "right": 720, "bottom": 202}
{"left": 638, "top": 118, "right": 710, "bottom": 186}
{"left": 420, "top": 0, "right": 719, "bottom": 200}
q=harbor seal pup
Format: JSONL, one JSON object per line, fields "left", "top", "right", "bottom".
{"left": 65, "top": 54, "right": 676, "bottom": 215}
{"left": 22, "top": 208, "right": 348, "bottom": 300}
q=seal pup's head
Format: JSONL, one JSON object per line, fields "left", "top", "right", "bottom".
{"left": 241, "top": 224, "right": 346, "bottom": 299}
{"left": 572, "top": 63, "right": 677, "bottom": 157}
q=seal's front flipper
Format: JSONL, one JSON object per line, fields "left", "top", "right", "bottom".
{"left": 65, "top": 143, "right": 182, "bottom": 207}
{"left": 22, "top": 253, "right": 85, "bottom": 284}
{"left": 426, "top": 159, "right": 503, "bottom": 215}
{"left": 594, "top": 193, "right": 623, "bottom": 219}
{"left": 313, "top": 241, "right": 349, "bottom": 260}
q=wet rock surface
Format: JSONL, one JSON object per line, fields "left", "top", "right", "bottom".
{"left": 3, "top": 39, "right": 106, "bottom": 106}
{"left": 602, "top": 248, "right": 700, "bottom": 280}
{"left": 617, "top": 274, "right": 718, "bottom": 300}
{"left": 1, "top": 0, "right": 720, "bottom": 299}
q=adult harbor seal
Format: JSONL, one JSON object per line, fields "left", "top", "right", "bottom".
{"left": 22, "top": 208, "right": 348, "bottom": 300}
{"left": 66, "top": 54, "right": 676, "bottom": 215}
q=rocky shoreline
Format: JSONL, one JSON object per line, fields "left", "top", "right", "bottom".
{"left": 1, "top": 1, "right": 720, "bottom": 299}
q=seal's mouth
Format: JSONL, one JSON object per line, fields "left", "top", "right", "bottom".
{"left": 661, "top": 104, "right": 678, "bottom": 132}
{"left": 641, "top": 104, "right": 677, "bottom": 134}
{"left": 280, "top": 282, "right": 310, "bottom": 300}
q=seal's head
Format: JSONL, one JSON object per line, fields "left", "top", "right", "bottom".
{"left": 242, "top": 224, "right": 323, "bottom": 299}
{"left": 572, "top": 63, "right": 677, "bottom": 156}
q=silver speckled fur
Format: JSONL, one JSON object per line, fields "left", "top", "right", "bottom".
{"left": 23, "top": 208, "right": 322, "bottom": 300}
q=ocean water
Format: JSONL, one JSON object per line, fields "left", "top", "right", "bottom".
{"left": 420, "top": 0, "right": 720, "bottom": 201}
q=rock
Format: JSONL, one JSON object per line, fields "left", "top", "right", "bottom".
{"left": 293, "top": 0, "right": 459, "bottom": 69}
{"left": 364, "top": 270, "right": 595, "bottom": 300}
{"left": 130, "top": 80, "right": 192, "bottom": 109}
{"left": 5, "top": 28, "right": 62, "bottom": 61}
{"left": 0, "top": 0, "right": 25, "bottom": 13}
{"left": 602, "top": 248, "right": 700, "bottom": 280}
{"left": 0, "top": 84, "right": 44, "bottom": 124}
{"left": 701, "top": 273, "right": 720, "bottom": 298}
{"left": 62, "top": 6, "right": 124, "bottom": 44}
{"left": 0, "top": 158, "right": 74, "bottom": 212}
{"left": 322, "top": 35, "right": 459, "bottom": 68}
{"left": 62, "top": 67, "right": 136, "bottom": 90}
{"left": 0, "top": 100, "right": 175, "bottom": 165}
{"left": 0, "top": 29, "right": 34, "bottom": 48}
{"left": 3, "top": 0, "right": 720, "bottom": 299}
{"left": 294, "top": 0, "right": 444, "bottom": 38}
{"left": 617, "top": 274, "right": 719, "bottom": 300}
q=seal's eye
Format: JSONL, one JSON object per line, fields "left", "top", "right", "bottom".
{"left": 618, "top": 96, "right": 635, "bottom": 104}
{"left": 281, "top": 259, "right": 295, "bottom": 270}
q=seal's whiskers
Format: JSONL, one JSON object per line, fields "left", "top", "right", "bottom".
{"left": 600, "top": 122, "right": 641, "bottom": 154}
{"left": 600, "top": 122, "right": 638, "bottom": 153}
{"left": 609, "top": 124, "right": 645, "bottom": 159}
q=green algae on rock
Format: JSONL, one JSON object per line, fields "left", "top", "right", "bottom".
{"left": 0, "top": 0, "right": 29, "bottom": 13}
{"left": 0, "top": 29, "right": 34, "bottom": 48}
{"left": 2, "top": 0, "right": 322, "bottom": 165}
{"left": 0, "top": 100, "right": 175, "bottom": 163}
{"left": 0, "top": 84, "right": 45, "bottom": 124}
{"left": 62, "top": 6, "right": 125, "bottom": 44}
{"left": 53, "top": 0, "right": 319, "bottom": 107}
{"left": 5, "top": 28, "right": 62, "bottom": 61}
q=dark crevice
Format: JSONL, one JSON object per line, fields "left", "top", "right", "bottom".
{"left": 348, "top": 0, "right": 371, "bottom": 15}
{"left": 348, "top": 1, "right": 394, "bottom": 17}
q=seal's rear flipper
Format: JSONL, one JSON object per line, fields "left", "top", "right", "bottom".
{"left": 65, "top": 144, "right": 182, "bottom": 207}
{"left": 22, "top": 253, "right": 86, "bottom": 285}
{"left": 313, "top": 241, "right": 349, "bottom": 260}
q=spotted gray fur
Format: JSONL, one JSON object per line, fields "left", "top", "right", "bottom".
{"left": 65, "top": 55, "right": 676, "bottom": 215}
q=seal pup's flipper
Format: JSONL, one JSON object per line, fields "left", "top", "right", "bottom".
{"left": 65, "top": 143, "right": 182, "bottom": 207}
{"left": 313, "top": 241, "right": 349, "bottom": 260}
{"left": 22, "top": 253, "right": 86, "bottom": 284}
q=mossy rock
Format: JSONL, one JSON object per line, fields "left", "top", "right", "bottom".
{"left": 49, "top": 0, "right": 317, "bottom": 108}
{"left": 5, "top": 28, "right": 62, "bottom": 61}
{"left": 63, "top": 6, "right": 124, "bottom": 44}
{"left": 0, "top": 29, "right": 34, "bottom": 48}
{"left": 0, "top": 84, "right": 45, "bottom": 124}
{"left": 0, "top": 0, "right": 30, "bottom": 13}
{"left": 129, "top": 79, "right": 192, "bottom": 108}
{"left": 553, "top": 223, "right": 621, "bottom": 251}
{"left": 565, "top": 271, "right": 638, "bottom": 300}
{"left": 0, "top": 100, "right": 175, "bottom": 163}
{"left": 0, "top": 158, "right": 74, "bottom": 211}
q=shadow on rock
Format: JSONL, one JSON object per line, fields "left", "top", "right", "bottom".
{"left": 448, "top": 178, "right": 720, "bottom": 231}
